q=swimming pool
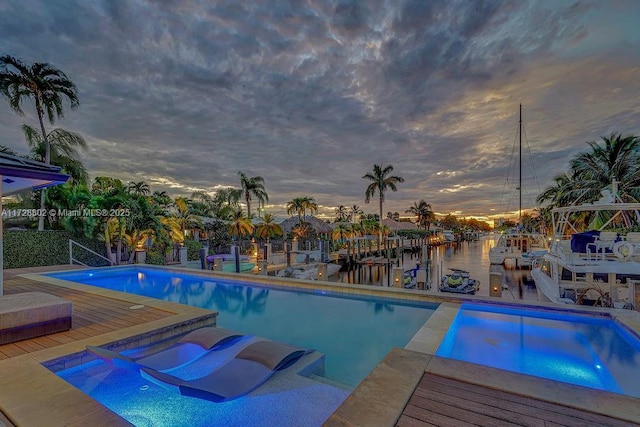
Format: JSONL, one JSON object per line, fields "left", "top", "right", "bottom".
{"left": 436, "top": 303, "right": 640, "bottom": 397}
{"left": 48, "top": 267, "right": 437, "bottom": 387}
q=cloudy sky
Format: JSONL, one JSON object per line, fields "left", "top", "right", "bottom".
{"left": 1, "top": 0, "right": 639, "bottom": 223}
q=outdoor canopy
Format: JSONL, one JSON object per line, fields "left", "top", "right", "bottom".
{"left": 0, "top": 151, "right": 70, "bottom": 295}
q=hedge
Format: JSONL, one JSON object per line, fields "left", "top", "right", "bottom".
{"left": 3, "top": 230, "right": 107, "bottom": 269}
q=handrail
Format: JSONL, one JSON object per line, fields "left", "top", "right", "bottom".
{"left": 69, "top": 239, "right": 114, "bottom": 266}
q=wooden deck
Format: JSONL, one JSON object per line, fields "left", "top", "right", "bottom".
{"left": 0, "top": 267, "right": 174, "bottom": 361}
{"left": 397, "top": 373, "right": 634, "bottom": 427}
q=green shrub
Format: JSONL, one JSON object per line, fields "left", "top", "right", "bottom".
{"left": 3, "top": 230, "right": 106, "bottom": 269}
{"left": 145, "top": 248, "right": 166, "bottom": 265}
{"left": 184, "top": 239, "right": 203, "bottom": 261}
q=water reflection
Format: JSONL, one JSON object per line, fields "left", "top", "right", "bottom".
{"left": 338, "top": 235, "right": 538, "bottom": 301}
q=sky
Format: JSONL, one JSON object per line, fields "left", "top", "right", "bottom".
{"left": 1, "top": 0, "right": 639, "bottom": 224}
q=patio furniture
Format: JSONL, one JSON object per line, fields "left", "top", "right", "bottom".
{"left": 141, "top": 339, "right": 311, "bottom": 402}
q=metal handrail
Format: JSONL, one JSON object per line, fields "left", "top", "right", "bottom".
{"left": 69, "top": 239, "right": 114, "bottom": 266}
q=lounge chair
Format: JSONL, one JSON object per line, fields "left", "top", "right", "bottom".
{"left": 140, "top": 340, "right": 311, "bottom": 402}
{"left": 86, "top": 327, "right": 244, "bottom": 371}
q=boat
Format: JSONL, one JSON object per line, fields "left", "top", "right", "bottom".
{"left": 489, "top": 231, "right": 548, "bottom": 267}
{"left": 439, "top": 269, "right": 480, "bottom": 295}
{"left": 490, "top": 105, "right": 547, "bottom": 268}
{"left": 531, "top": 183, "right": 640, "bottom": 308}
{"left": 277, "top": 263, "right": 341, "bottom": 280}
{"left": 442, "top": 230, "right": 456, "bottom": 242}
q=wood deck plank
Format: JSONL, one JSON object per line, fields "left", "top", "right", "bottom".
{"left": 424, "top": 374, "right": 635, "bottom": 427}
{"left": 399, "top": 373, "right": 636, "bottom": 427}
{"left": 0, "top": 272, "right": 176, "bottom": 358}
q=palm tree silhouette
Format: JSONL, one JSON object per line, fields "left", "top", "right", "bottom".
{"left": 363, "top": 164, "right": 404, "bottom": 250}
{"left": 238, "top": 171, "right": 268, "bottom": 218}
{"left": 1, "top": 55, "right": 80, "bottom": 230}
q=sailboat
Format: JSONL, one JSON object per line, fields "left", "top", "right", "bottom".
{"left": 489, "top": 105, "right": 548, "bottom": 268}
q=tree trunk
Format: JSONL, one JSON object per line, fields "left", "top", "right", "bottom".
{"left": 104, "top": 228, "right": 116, "bottom": 264}
{"left": 378, "top": 196, "right": 383, "bottom": 253}
{"left": 37, "top": 107, "right": 49, "bottom": 231}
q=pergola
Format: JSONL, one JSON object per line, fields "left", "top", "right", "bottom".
{"left": 0, "top": 152, "right": 69, "bottom": 295}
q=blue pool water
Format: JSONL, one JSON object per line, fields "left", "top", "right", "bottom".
{"left": 436, "top": 303, "right": 640, "bottom": 397}
{"left": 49, "top": 267, "right": 436, "bottom": 387}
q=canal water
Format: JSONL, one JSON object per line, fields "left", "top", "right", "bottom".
{"left": 335, "top": 234, "right": 538, "bottom": 302}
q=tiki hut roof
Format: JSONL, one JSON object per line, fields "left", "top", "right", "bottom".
{"left": 279, "top": 216, "right": 333, "bottom": 235}
{"left": 383, "top": 218, "right": 418, "bottom": 231}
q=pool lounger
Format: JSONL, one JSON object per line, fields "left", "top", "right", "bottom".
{"left": 86, "top": 327, "right": 244, "bottom": 372}
{"left": 140, "top": 340, "right": 312, "bottom": 402}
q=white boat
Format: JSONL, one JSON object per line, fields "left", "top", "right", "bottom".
{"left": 531, "top": 188, "right": 640, "bottom": 308}
{"left": 439, "top": 269, "right": 480, "bottom": 295}
{"left": 442, "top": 230, "right": 456, "bottom": 242}
{"left": 277, "top": 263, "right": 341, "bottom": 280}
{"left": 489, "top": 232, "right": 548, "bottom": 267}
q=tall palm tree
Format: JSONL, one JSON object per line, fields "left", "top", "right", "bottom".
{"left": 406, "top": 199, "right": 434, "bottom": 230}
{"left": 350, "top": 204, "right": 363, "bottom": 224}
{"left": 334, "top": 205, "right": 349, "bottom": 222}
{"left": 301, "top": 196, "right": 318, "bottom": 221}
{"left": 363, "top": 163, "right": 405, "bottom": 249}
{"left": 1, "top": 55, "right": 79, "bottom": 231}
{"left": 238, "top": 171, "right": 268, "bottom": 218}
{"left": 286, "top": 197, "right": 306, "bottom": 226}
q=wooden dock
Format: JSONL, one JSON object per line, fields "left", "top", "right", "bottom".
{"left": 0, "top": 270, "right": 175, "bottom": 360}
{"left": 397, "top": 373, "right": 633, "bottom": 427}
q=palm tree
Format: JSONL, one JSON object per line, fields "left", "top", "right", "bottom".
{"left": 128, "top": 181, "right": 150, "bottom": 197}
{"left": 406, "top": 199, "right": 435, "bottom": 230}
{"left": 21, "top": 124, "right": 88, "bottom": 184}
{"left": 254, "top": 213, "right": 283, "bottom": 240}
{"left": 363, "top": 163, "right": 405, "bottom": 250}
{"left": 334, "top": 205, "right": 349, "bottom": 222}
{"left": 536, "top": 172, "right": 576, "bottom": 208}
{"left": 238, "top": 171, "right": 268, "bottom": 218}
{"left": 228, "top": 208, "right": 254, "bottom": 239}
{"left": 286, "top": 197, "right": 306, "bottom": 226}
{"left": 569, "top": 133, "right": 640, "bottom": 203}
{"left": 151, "top": 190, "right": 172, "bottom": 212}
{"left": 350, "top": 204, "right": 363, "bottom": 224}
{"left": 1, "top": 55, "right": 79, "bottom": 231}
{"left": 332, "top": 223, "right": 352, "bottom": 244}
{"left": 301, "top": 196, "right": 318, "bottom": 221}
{"left": 173, "top": 197, "right": 202, "bottom": 237}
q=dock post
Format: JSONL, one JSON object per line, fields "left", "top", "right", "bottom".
{"left": 317, "top": 263, "right": 327, "bottom": 280}
{"left": 490, "top": 272, "right": 502, "bottom": 297}
{"left": 392, "top": 267, "right": 404, "bottom": 288}
{"left": 258, "top": 260, "right": 268, "bottom": 275}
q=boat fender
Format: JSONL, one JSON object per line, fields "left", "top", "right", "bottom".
{"left": 613, "top": 241, "right": 634, "bottom": 260}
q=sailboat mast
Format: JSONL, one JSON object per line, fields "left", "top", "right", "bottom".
{"left": 519, "top": 103, "right": 522, "bottom": 222}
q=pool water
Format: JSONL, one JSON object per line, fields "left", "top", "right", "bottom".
{"left": 49, "top": 267, "right": 437, "bottom": 387}
{"left": 436, "top": 303, "right": 640, "bottom": 397}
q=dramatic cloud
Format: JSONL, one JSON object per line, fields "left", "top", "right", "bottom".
{"left": 1, "top": 0, "right": 639, "bottom": 223}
